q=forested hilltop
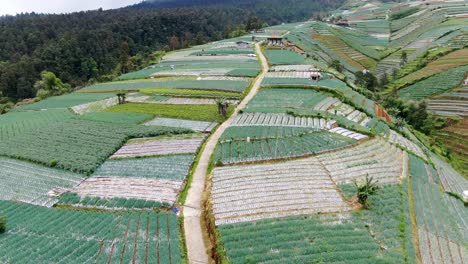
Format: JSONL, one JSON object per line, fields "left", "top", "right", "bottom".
{"left": 0, "top": 0, "right": 342, "bottom": 102}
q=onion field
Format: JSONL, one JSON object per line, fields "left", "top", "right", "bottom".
{"left": 111, "top": 134, "right": 205, "bottom": 158}
{"left": 408, "top": 155, "right": 467, "bottom": 264}
{"left": 215, "top": 127, "right": 356, "bottom": 164}
{"left": 398, "top": 65, "right": 468, "bottom": 100}
{"left": 218, "top": 214, "right": 382, "bottom": 263}
{"left": 0, "top": 157, "right": 84, "bottom": 207}
{"left": 13, "top": 93, "right": 115, "bottom": 111}
{"left": 317, "top": 138, "right": 404, "bottom": 184}
{"left": 264, "top": 50, "right": 306, "bottom": 65}
{"left": 77, "top": 112, "right": 153, "bottom": 124}
{"left": 106, "top": 103, "right": 233, "bottom": 122}
{"left": 0, "top": 201, "right": 182, "bottom": 264}
{"left": 0, "top": 109, "right": 74, "bottom": 141}
{"left": 81, "top": 79, "right": 250, "bottom": 93}
{"left": 93, "top": 154, "right": 195, "bottom": 181}
{"left": 212, "top": 156, "right": 351, "bottom": 225}
{"left": 145, "top": 117, "right": 217, "bottom": 132}
{"left": 0, "top": 119, "right": 189, "bottom": 174}
{"left": 244, "top": 88, "right": 328, "bottom": 113}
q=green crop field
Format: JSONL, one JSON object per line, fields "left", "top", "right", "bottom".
{"left": 215, "top": 127, "right": 356, "bottom": 164}
{"left": 81, "top": 79, "right": 250, "bottom": 93}
{"left": 140, "top": 88, "right": 241, "bottom": 99}
{"left": 0, "top": 109, "right": 74, "bottom": 141}
{"left": 0, "top": 157, "right": 84, "bottom": 207}
{"left": 106, "top": 103, "right": 234, "bottom": 122}
{"left": 58, "top": 192, "right": 171, "bottom": 209}
{"left": 0, "top": 119, "right": 189, "bottom": 174}
{"left": 0, "top": 201, "right": 181, "bottom": 264}
{"left": 264, "top": 50, "right": 306, "bottom": 65}
{"left": 93, "top": 155, "right": 195, "bottom": 181}
{"left": 227, "top": 69, "right": 260, "bottom": 77}
{"left": 398, "top": 65, "right": 468, "bottom": 100}
{"left": 219, "top": 214, "right": 382, "bottom": 263}
{"left": 77, "top": 112, "right": 154, "bottom": 124}
{"left": 191, "top": 49, "right": 254, "bottom": 55}
{"left": 14, "top": 93, "right": 115, "bottom": 111}
{"left": 245, "top": 88, "right": 328, "bottom": 113}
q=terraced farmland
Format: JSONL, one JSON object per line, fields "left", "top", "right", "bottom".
{"left": 0, "top": 157, "right": 84, "bottom": 207}
{"left": 0, "top": 109, "right": 74, "bottom": 140}
{"left": 0, "top": 201, "right": 182, "bottom": 264}
{"left": 93, "top": 155, "right": 195, "bottom": 181}
{"left": 317, "top": 138, "right": 404, "bottom": 184}
{"left": 111, "top": 134, "right": 205, "bottom": 158}
{"left": 409, "top": 155, "right": 467, "bottom": 264}
{"left": 398, "top": 65, "right": 468, "bottom": 100}
{"left": 81, "top": 79, "right": 250, "bottom": 93}
{"left": 0, "top": 119, "right": 188, "bottom": 174}
{"left": 145, "top": 117, "right": 217, "bottom": 132}
{"left": 212, "top": 156, "right": 351, "bottom": 225}
{"left": 218, "top": 214, "right": 382, "bottom": 263}
{"left": 215, "top": 127, "right": 356, "bottom": 164}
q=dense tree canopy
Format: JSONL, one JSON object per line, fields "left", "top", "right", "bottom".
{"left": 0, "top": 0, "right": 344, "bottom": 102}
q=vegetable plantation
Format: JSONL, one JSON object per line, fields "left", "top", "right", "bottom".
{"left": 0, "top": 157, "right": 84, "bottom": 207}
{"left": 215, "top": 127, "right": 356, "bottom": 164}
{"left": 0, "top": 109, "right": 74, "bottom": 141}
{"left": 398, "top": 65, "right": 468, "bottom": 100}
{"left": 218, "top": 214, "right": 383, "bottom": 263}
{"left": 408, "top": 155, "right": 467, "bottom": 263}
{"left": 81, "top": 79, "right": 250, "bottom": 93}
{"left": 77, "top": 111, "right": 152, "bottom": 124}
{"left": 13, "top": 93, "right": 115, "bottom": 111}
{"left": 0, "top": 201, "right": 182, "bottom": 264}
{"left": 145, "top": 117, "right": 217, "bottom": 132}
{"left": 59, "top": 192, "right": 171, "bottom": 210}
{"left": 106, "top": 103, "right": 234, "bottom": 122}
{"left": 0, "top": 119, "right": 189, "bottom": 174}
{"left": 93, "top": 155, "right": 195, "bottom": 181}
{"left": 140, "top": 88, "right": 241, "bottom": 99}
{"left": 244, "top": 88, "right": 328, "bottom": 113}
{"left": 264, "top": 50, "right": 306, "bottom": 65}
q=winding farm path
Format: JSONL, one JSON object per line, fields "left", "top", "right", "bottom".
{"left": 183, "top": 42, "right": 269, "bottom": 263}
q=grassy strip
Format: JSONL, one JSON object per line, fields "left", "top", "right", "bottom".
{"left": 105, "top": 103, "right": 234, "bottom": 122}
{"left": 178, "top": 216, "right": 189, "bottom": 264}
{"left": 140, "top": 88, "right": 241, "bottom": 99}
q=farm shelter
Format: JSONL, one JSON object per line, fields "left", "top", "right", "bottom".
{"left": 310, "top": 71, "right": 323, "bottom": 81}
{"left": 267, "top": 36, "right": 284, "bottom": 47}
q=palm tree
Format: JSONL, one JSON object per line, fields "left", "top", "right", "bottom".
{"left": 354, "top": 175, "right": 379, "bottom": 209}
{"left": 216, "top": 97, "right": 229, "bottom": 117}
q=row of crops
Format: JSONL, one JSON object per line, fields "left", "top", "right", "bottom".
{"left": 0, "top": 201, "right": 182, "bottom": 264}
{"left": 317, "top": 138, "right": 403, "bottom": 184}
{"left": 80, "top": 79, "right": 250, "bottom": 93}
{"left": 117, "top": 58, "right": 260, "bottom": 80}
{"left": 110, "top": 134, "right": 205, "bottom": 158}
{"left": 244, "top": 88, "right": 328, "bottom": 113}
{"left": 393, "top": 48, "right": 468, "bottom": 89}
{"left": 215, "top": 127, "right": 356, "bottom": 164}
{"left": 0, "top": 157, "right": 84, "bottom": 207}
{"left": 212, "top": 156, "right": 350, "bottom": 225}
{"left": 218, "top": 214, "right": 384, "bottom": 263}
{"left": 59, "top": 192, "right": 171, "bottom": 209}
{"left": 340, "top": 183, "right": 417, "bottom": 263}
{"left": 408, "top": 155, "right": 467, "bottom": 263}
{"left": 398, "top": 65, "right": 468, "bottom": 100}
{"left": 13, "top": 93, "right": 115, "bottom": 111}
{"left": 0, "top": 109, "right": 74, "bottom": 141}
{"left": 0, "top": 119, "right": 189, "bottom": 175}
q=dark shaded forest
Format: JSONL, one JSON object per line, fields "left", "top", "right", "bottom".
{"left": 0, "top": 0, "right": 343, "bottom": 101}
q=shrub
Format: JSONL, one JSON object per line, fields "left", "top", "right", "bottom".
{"left": 0, "top": 216, "right": 6, "bottom": 233}
{"left": 354, "top": 175, "right": 379, "bottom": 209}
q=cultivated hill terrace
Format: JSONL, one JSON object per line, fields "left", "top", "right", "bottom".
{"left": 0, "top": 0, "right": 467, "bottom": 263}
